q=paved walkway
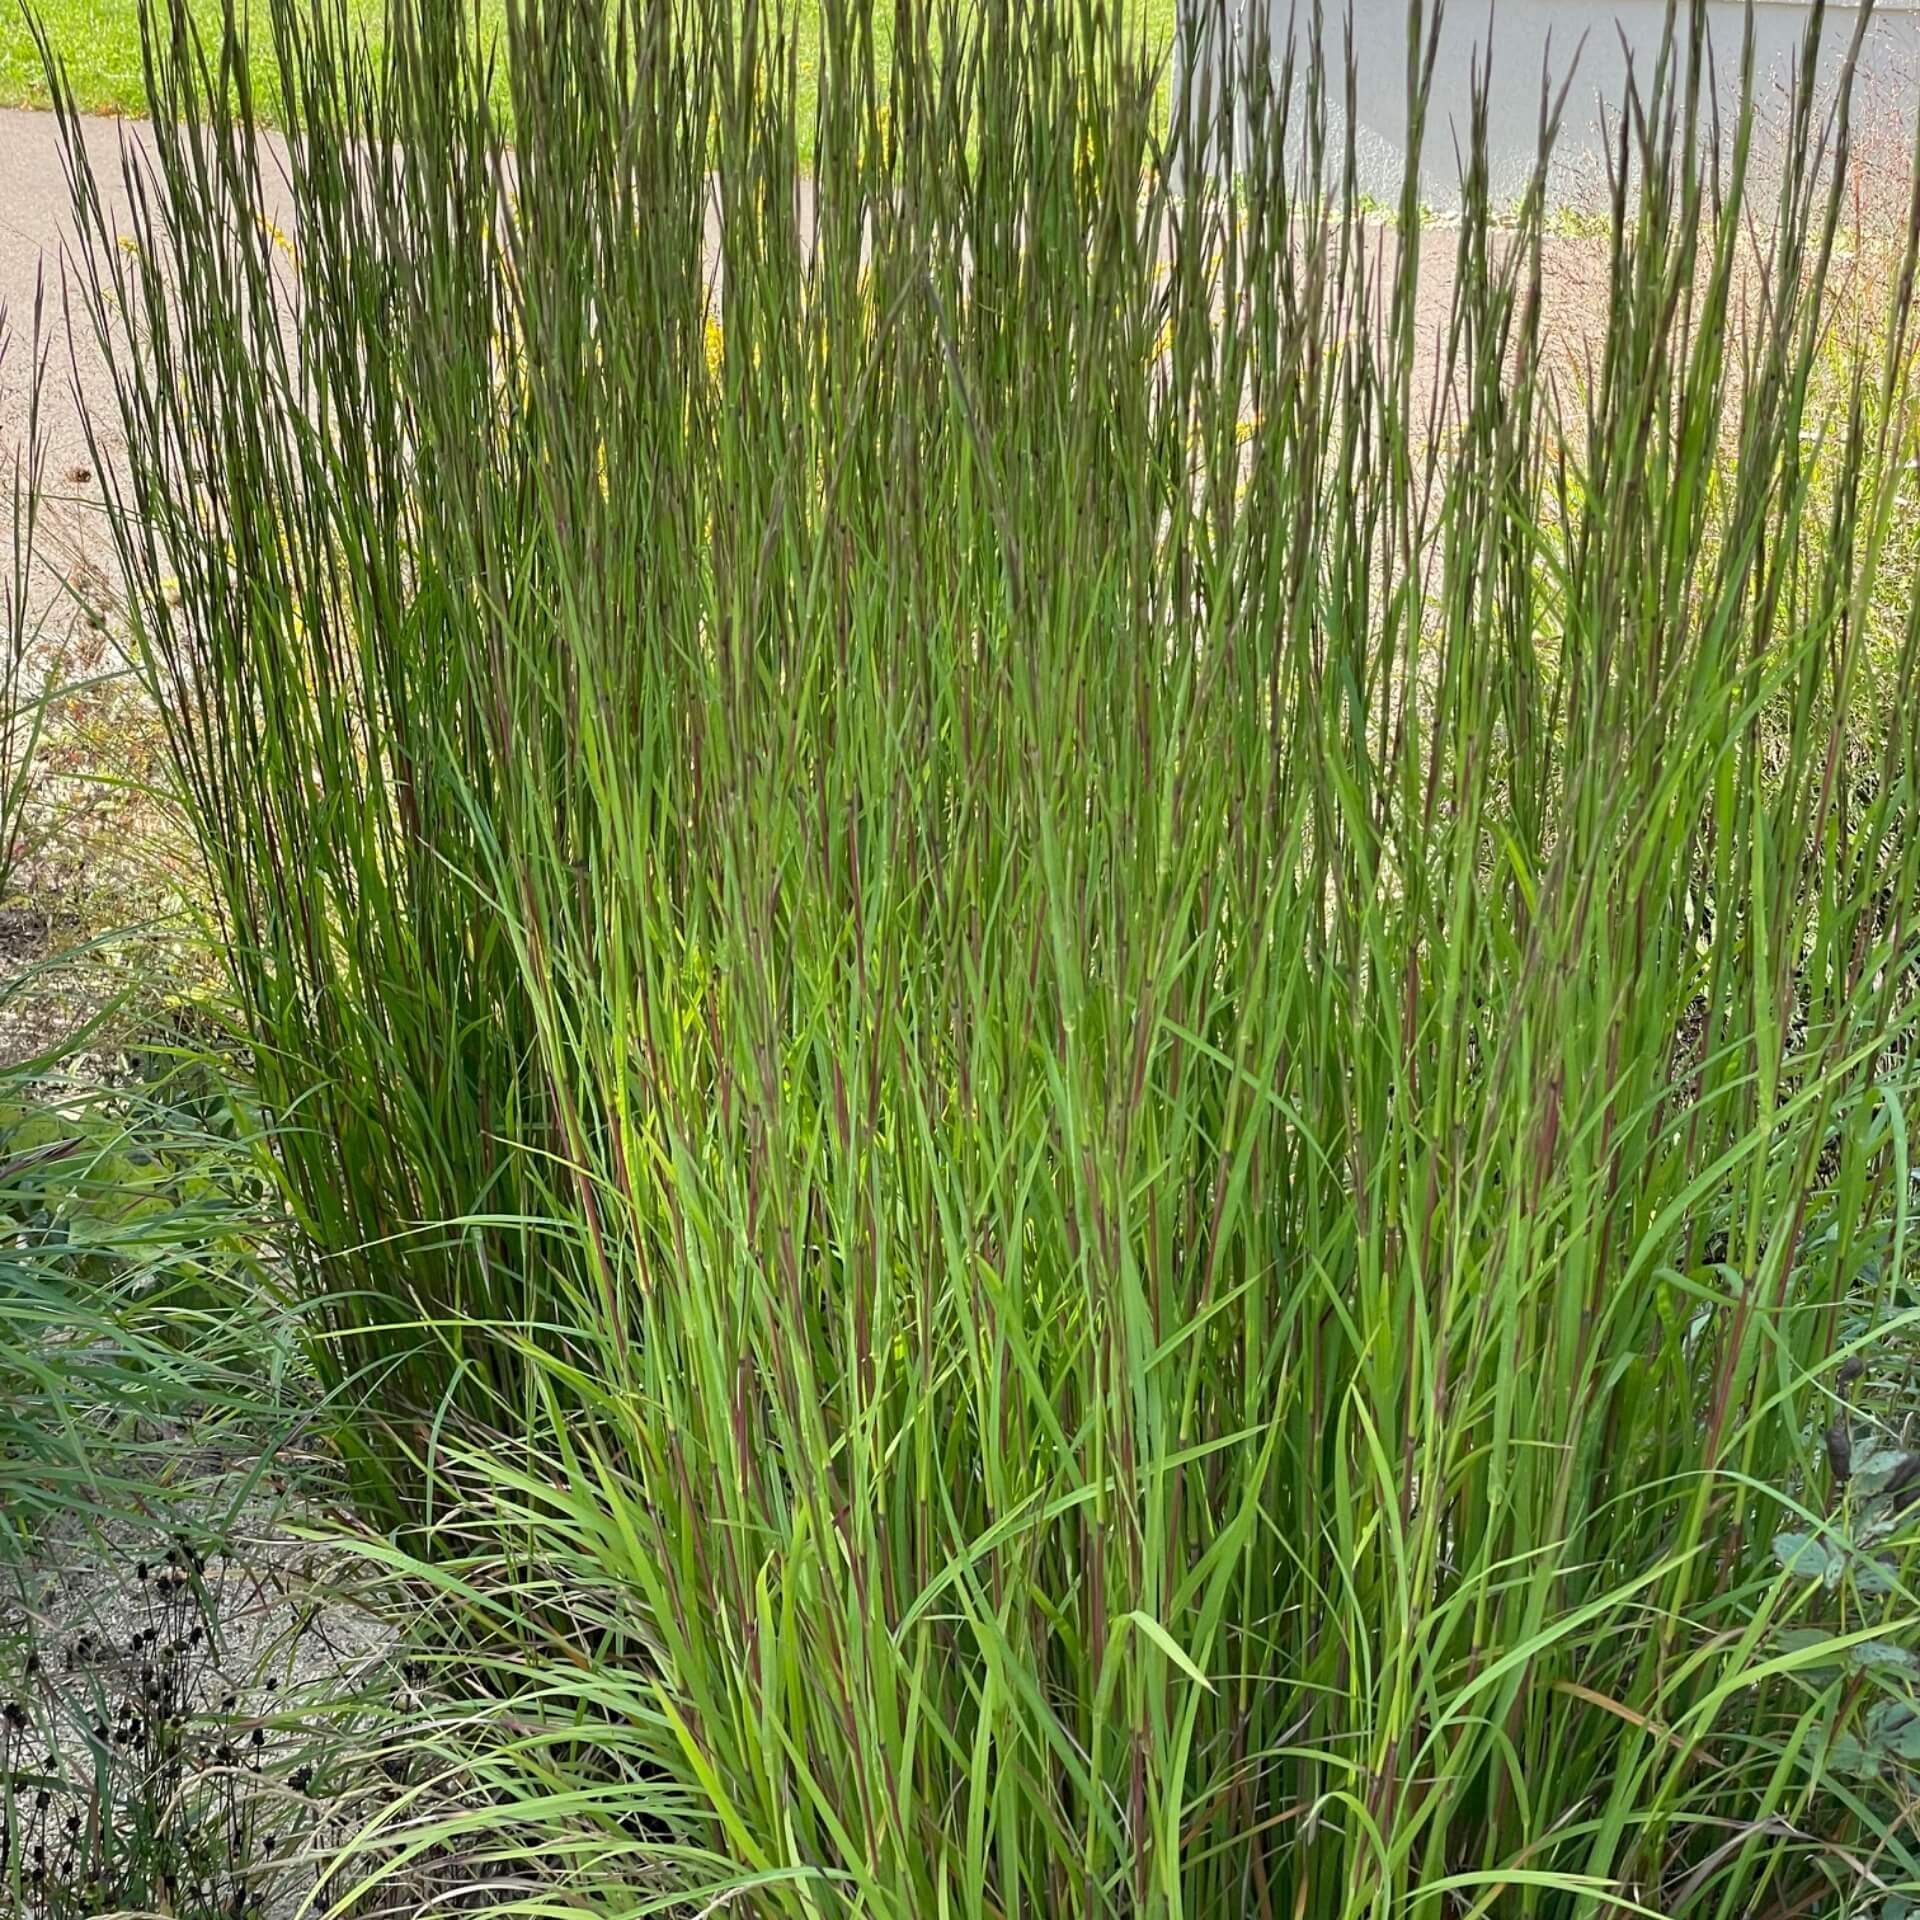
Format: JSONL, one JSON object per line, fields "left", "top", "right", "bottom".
{"left": 1, "top": 108, "right": 148, "bottom": 637}
{"left": 1, "top": 109, "right": 302, "bottom": 641}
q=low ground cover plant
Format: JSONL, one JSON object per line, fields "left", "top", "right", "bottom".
{"left": 21, "top": 0, "right": 1920, "bottom": 1912}
{"left": 0, "top": 1539, "right": 309, "bottom": 1920}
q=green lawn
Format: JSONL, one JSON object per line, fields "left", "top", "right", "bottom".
{"left": 1, "top": 0, "right": 119, "bottom": 112}
{"left": 1, "top": 0, "right": 167, "bottom": 114}
{"left": 4, "top": 0, "right": 412, "bottom": 118}
{"left": 3, "top": 1, "right": 1178, "bottom": 123}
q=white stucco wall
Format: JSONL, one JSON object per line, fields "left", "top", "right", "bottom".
{"left": 1173, "top": 1, "right": 1920, "bottom": 209}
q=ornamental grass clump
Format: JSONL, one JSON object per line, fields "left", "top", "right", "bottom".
{"left": 42, "top": 0, "right": 1920, "bottom": 1910}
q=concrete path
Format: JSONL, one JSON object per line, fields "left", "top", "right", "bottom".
{"left": 1, "top": 108, "right": 305, "bottom": 645}
{"left": 1, "top": 107, "right": 147, "bottom": 640}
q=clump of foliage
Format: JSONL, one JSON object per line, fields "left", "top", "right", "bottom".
{"left": 42, "top": 0, "right": 1920, "bottom": 1914}
{"left": 1, "top": 1539, "right": 321, "bottom": 1919}
{"left": 0, "top": 995, "right": 286, "bottom": 1561}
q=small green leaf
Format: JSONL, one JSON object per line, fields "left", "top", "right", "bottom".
{"left": 1854, "top": 1557, "right": 1901, "bottom": 1597}
{"left": 1868, "top": 1700, "right": 1920, "bottom": 1763}
{"left": 1855, "top": 1446, "right": 1911, "bottom": 1496}
{"left": 1825, "top": 1731, "right": 1879, "bottom": 1780}
{"left": 1851, "top": 1640, "right": 1919, "bottom": 1674}
{"left": 1775, "top": 1626, "right": 1844, "bottom": 1679}
{"left": 1774, "top": 1532, "right": 1834, "bottom": 1580}
{"left": 1776, "top": 1627, "right": 1833, "bottom": 1654}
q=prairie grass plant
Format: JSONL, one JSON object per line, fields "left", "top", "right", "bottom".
{"left": 38, "top": 0, "right": 1920, "bottom": 1911}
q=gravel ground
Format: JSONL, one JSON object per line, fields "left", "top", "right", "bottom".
{"left": 1, "top": 1420, "right": 407, "bottom": 1915}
